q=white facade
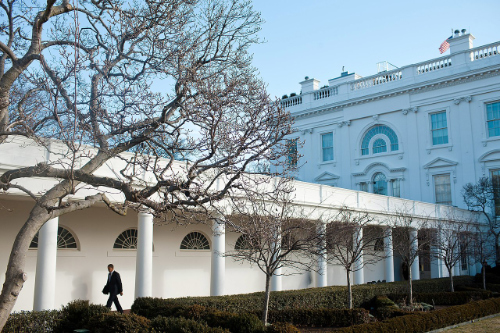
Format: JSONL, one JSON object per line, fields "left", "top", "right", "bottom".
{"left": 0, "top": 136, "right": 483, "bottom": 312}
{"left": 281, "top": 32, "right": 500, "bottom": 210}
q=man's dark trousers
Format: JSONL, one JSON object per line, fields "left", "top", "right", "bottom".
{"left": 105, "top": 271, "right": 123, "bottom": 313}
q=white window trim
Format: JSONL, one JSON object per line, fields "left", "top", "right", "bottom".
{"left": 432, "top": 172, "right": 454, "bottom": 206}
{"left": 318, "top": 130, "right": 335, "bottom": 165}
{"left": 485, "top": 99, "right": 500, "bottom": 140}
{"left": 426, "top": 107, "right": 453, "bottom": 152}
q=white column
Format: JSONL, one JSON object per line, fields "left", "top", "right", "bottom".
{"left": 431, "top": 229, "right": 442, "bottom": 278}
{"left": 469, "top": 256, "right": 476, "bottom": 276}
{"left": 135, "top": 212, "right": 154, "bottom": 298}
{"left": 317, "top": 222, "right": 327, "bottom": 287}
{"left": 210, "top": 219, "right": 225, "bottom": 296}
{"left": 387, "top": 180, "right": 394, "bottom": 196}
{"left": 410, "top": 229, "right": 420, "bottom": 281}
{"left": 34, "top": 217, "right": 58, "bottom": 311}
{"left": 384, "top": 228, "right": 394, "bottom": 282}
{"left": 353, "top": 228, "right": 364, "bottom": 285}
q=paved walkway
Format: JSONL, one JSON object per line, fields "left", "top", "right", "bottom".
{"left": 441, "top": 315, "right": 500, "bottom": 332}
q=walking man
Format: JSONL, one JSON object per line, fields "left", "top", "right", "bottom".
{"left": 104, "top": 263, "right": 123, "bottom": 313}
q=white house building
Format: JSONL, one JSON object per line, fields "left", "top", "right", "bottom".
{"left": 280, "top": 31, "right": 500, "bottom": 212}
{"left": 0, "top": 137, "right": 484, "bottom": 312}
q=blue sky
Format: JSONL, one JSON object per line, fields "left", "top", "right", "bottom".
{"left": 250, "top": 0, "right": 500, "bottom": 99}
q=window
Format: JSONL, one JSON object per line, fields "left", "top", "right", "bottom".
{"left": 180, "top": 232, "right": 210, "bottom": 250}
{"left": 321, "top": 132, "right": 334, "bottom": 161}
{"left": 372, "top": 138, "right": 387, "bottom": 154}
{"left": 114, "top": 229, "right": 138, "bottom": 249}
{"left": 235, "top": 235, "right": 256, "bottom": 250}
{"left": 431, "top": 112, "right": 448, "bottom": 145}
{"left": 434, "top": 174, "right": 452, "bottom": 205}
{"left": 392, "top": 179, "right": 401, "bottom": 198}
{"left": 360, "top": 182, "right": 368, "bottom": 192}
{"left": 491, "top": 169, "right": 500, "bottom": 216}
{"left": 361, "top": 125, "right": 398, "bottom": 155}
{"left": 30, "top": 226, "right": 78, "bottom": 249}
{"left": 460, "top": 237, "right": 468, "bottom": 271}
{"left": 373, "top": 173, "right": 387, "bottom": 195}
{"left": 287, "top": 138, "right": 298, "bottom": 167}
{"left": 487, "top": 102, "right": 500, "bottom": 137}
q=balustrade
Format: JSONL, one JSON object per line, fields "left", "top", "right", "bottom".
{"left": 417, "top": 58, "right": 452, "bottom": 75}
{"left": 470, "top": 43, "right": 500, "bottom": 61}
{"left": 314, "top": 86, "right": 338, "bottom": 100}
{"left": 350, "top": 70, "right": 402, "bottom": 91}
{"left": 281, "top": 95, "right": 302, "bottom": 108}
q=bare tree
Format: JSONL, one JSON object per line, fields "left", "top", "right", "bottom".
{"left": 470, "top": 224, "right": 496, "bottom": 290}
{"left": 430, "top": 218, "right": 472, "bottom": 292}
{"left": 0, "top": 1, "right": 294, "bottom": 328}
{"left": 224, "top": 177, "right": 322, "bottom": 325}
{"left": 462, "top": 177, "right": 500, "bottom": 265}
{"left": 325, "top": 207, "right": 386, "bottom": 309}
{"left": 389, "top": 207, "right": 430, "bottom": 306}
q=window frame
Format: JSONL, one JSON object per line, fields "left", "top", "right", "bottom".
{"left": 486, "top": 101, "right": 500, "bottom": 138}
{"left": 430, "top": 111, "right": 449, "bottom": 146}
{"left": 286, "top": 138, "right": 298, "bottom": 167}
{"left": 433, "top": 173, "right": 452, "bottom": 205}
{"left": 320, "top": 132, "right": 334, "bottom": 162}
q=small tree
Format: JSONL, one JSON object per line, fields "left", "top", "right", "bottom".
{"left": 431, "top": 218, "right": 472, "bottom": 292}
{"left": 389, "top": 207, "right": 430, "bottom": 306}
{"left": 224, "top": 177, "right": 322, "bottom": 325}
{"left": 325, "top": 207, "right": 386, "bottom": 309}
{"left": 470, "top": 224, "right": 496, "bottom": 289}
{"left": 462, "top": 177, "right": 500, "bottom": 265}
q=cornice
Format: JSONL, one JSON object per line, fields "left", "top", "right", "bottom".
{"left": 292, "top": 66, "right": 500, "bottom": 120}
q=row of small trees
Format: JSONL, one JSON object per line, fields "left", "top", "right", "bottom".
{"left": 220, "top": 179, "right": 496, "bottom": 324}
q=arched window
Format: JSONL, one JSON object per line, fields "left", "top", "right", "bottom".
{"left": 180, "top": 232, "right": 210, "bottom": 250}
{"left": 30, "top": 226, "right": 78, "bottom": 249}
{"left": 372, "top": 139, "right": 387, "bottom": 154}
{"left": 361, "top": 125, "right": 399, "bottom": 155}
{"left": 373, "top": 173, "right": 387, "bottom": 195}
{"left": 235, "top": 235, "right": 255, "bottom": 250}
{"left": 114, "top": 229, "right": 138, "bottom": 249}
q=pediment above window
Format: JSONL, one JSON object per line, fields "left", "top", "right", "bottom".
{"left": 314, "top": 172, "right": 340, "bottom": 182}
{"left": 422, "top": 157, "right": 458, "bottom": 169}
{"left": 479, "top": 149, "right": 500, "bottom": 163}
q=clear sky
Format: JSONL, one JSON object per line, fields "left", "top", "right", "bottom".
{"left": 250, "top": 0, "right": 500, "bottom": 99}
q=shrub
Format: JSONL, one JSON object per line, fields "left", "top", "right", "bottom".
{"left": 55, "top": 299, "right": 109, "bottom": 332}
{"left": 266, "top": 322, "right": 300, "bottom": 333}
{"left": 387, "top": 290, "right": 491, "bottom": 305}
{"left": 131, "top": 297, "right": 182, "bottom": 319}
{"left": 290, "top": 93, "right": 297, "bottom": 97}
{"left": 282, "top": 95, "right": 288, "bottom": 99}
{"left": 88, "top": 312, "right": 150, "bottom": 333}
{"left": 255, "top": 308, "right": 370, "bottom": 327}
{"left": 2, "top": 310, "right": 60, "bottom": 333}
{"left": 132, "top": 276, "right": 476, "bottom": 313}
{"left": 336, "top": 297, "right": 500, "bottom": 333}
{"left": 150, "top": 316, "right": 228, "bottom": 333}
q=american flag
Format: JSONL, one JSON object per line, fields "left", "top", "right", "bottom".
{"left": 439, "top": 36, "right": 452, "bottom": 54}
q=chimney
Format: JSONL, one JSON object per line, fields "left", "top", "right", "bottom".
{"left": 300, "top": 77, "right": 320, "bottom": 93}
{"left": 448, "top": 30, "right": 475, "bottom": 54}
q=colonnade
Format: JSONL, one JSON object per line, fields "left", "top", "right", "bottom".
{"left": 32, "top": 215, "right": 475, "bottom": 311}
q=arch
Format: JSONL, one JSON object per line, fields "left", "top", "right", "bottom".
{"left": 29, "top": 225, "right": 79, "bottom": 250}
{"left": 180, "top": 231, "right": 210, "bottom": 250}
{"left": 373, "top": 172, "right": 388, "bottom": 195}
{"left": 235, "top": 235, "right": 255, "bottom": 250}
{"left": 361, "top": 125, "right": 399, "bottom": 155}
{"left": 113, "top": 228, "right": 138, "bottom": 249}
{"left": 372, "top": 138, "right": 387, "bottom": 154}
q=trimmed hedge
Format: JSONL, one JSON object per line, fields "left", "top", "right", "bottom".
{"left": 55, "top": 299, "right": 110, "bottom": 332}
{"left": 88, "top": 312, "right": 150, "bottom": 333}
{"left": 266, "top": 322, "right": 300, "bottom": 333}
{"left": 2, "top": 310, "right": 60, "bottom": 333}
{"left": 132, "top": 276, "right": 475, "bottom": 313}
{"left": 387, "top": 290, "right": 492, "bottom": 305}
{"left": 252, "top": 308, "right": 370, "bottom": 327}
{"left": 337, "top": 297, "right": 500, "bottom": 333}
{"left": 150, "top": 316, "right": 229, "bottom": 332}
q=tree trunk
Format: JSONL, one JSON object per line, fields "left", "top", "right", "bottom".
{"left": 262, "top": 273, "right": 272, "bottom": 326}
{"left": 347, "top": 270, "right": 352, "bottom": 309}
{"left": 449, "top": 268, "right": 454, "bottom": 292}
{"left": 0, "top": 207, "right": 51, "bottom": 330}
{"left": 408, "top": 264, "right": 413, "bottom": 307}
{"left": 495, "top": 236, "right": 500, "bottom": 267}
{"left": 483, "top": 263, "right": 487, "bottom": 290}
